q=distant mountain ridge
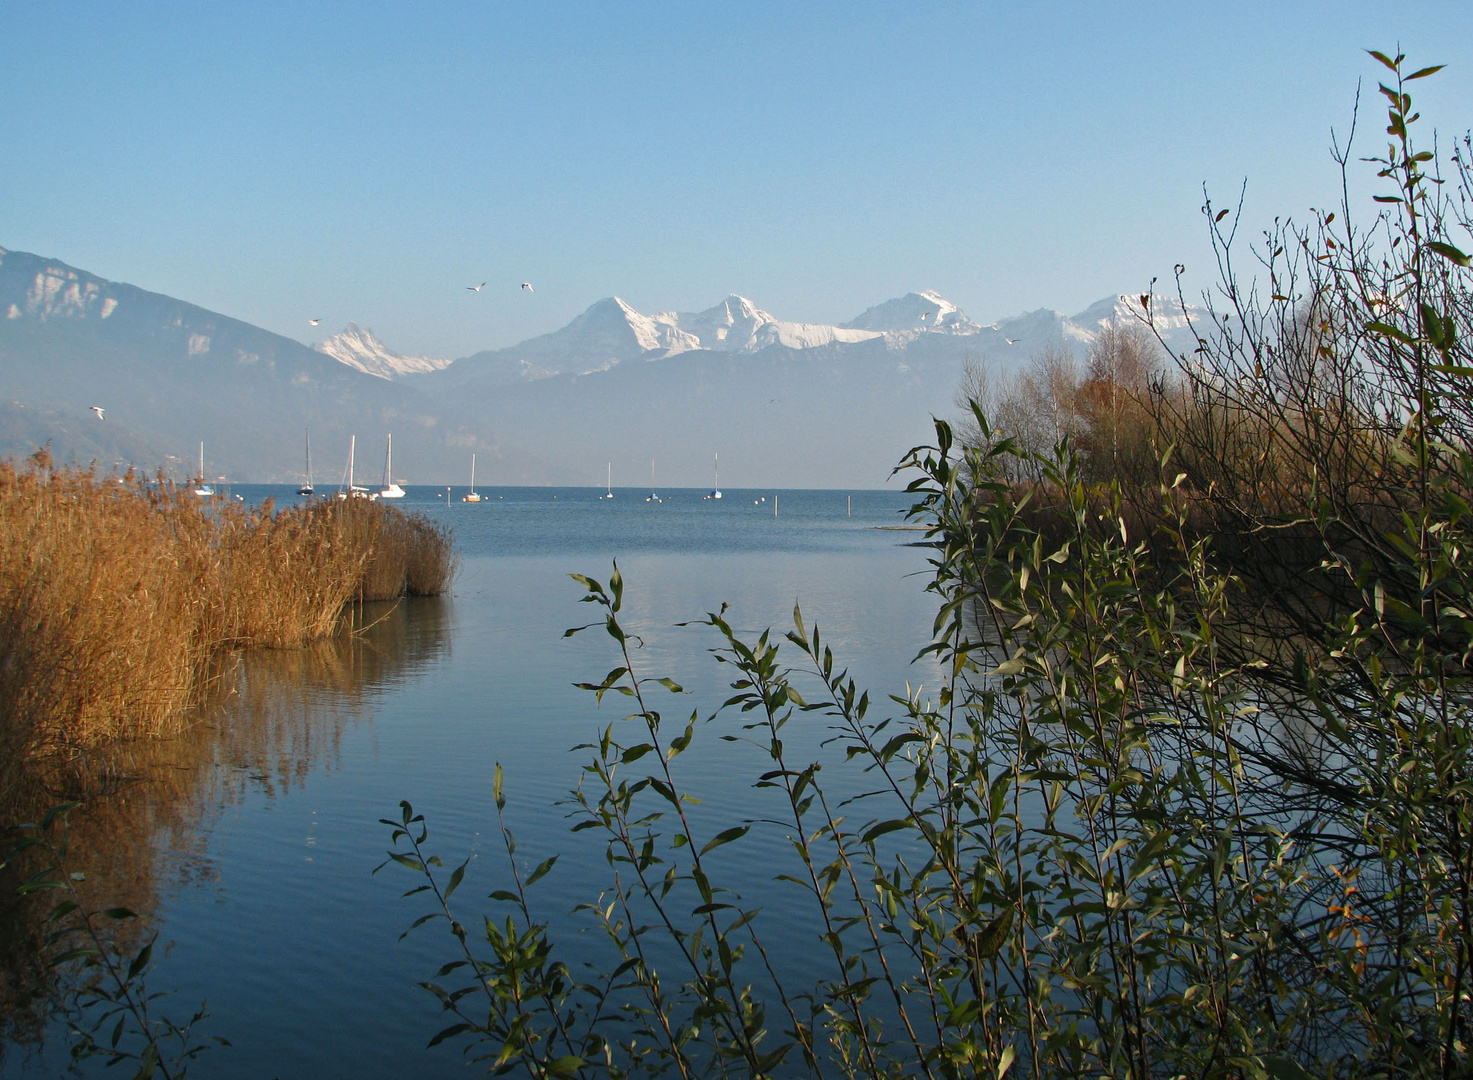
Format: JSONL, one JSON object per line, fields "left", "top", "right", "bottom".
{"left": 0, "top": 246, "right": 517, "bottom": 483}
{"left": 415, "top": 288, "right": 1197, "bottom": 394}
{"left": 0, "top": 242, "right": 1200, "bottom": 487}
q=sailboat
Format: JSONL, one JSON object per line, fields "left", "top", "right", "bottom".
{"left": 297, "top": 429, "right": 314, "bottom": 496}
{"left": 191, "top": 442, "right": 213, "bottom": 497}
{"left": 376, "top": 433, "right": 405, "bottom": 499}
{"left": 461, "top": 453, "right": 482, "bottom": 502}
{"left": 646, "top": 458, "right": 661, "bottom": 503}
{"left": 601, "top": 462, "right": 614, "bottom": 500}
{"left": 705, "top": 453, "right": 722, "bottom": 500}
{"left": 337, "top": 435, "right": 371, "bottom": 499}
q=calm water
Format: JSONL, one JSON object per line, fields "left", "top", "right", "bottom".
{"left": 1, "top": 486, "right": 944, "bottom": 1078}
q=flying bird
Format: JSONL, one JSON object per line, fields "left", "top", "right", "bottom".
{"left": 920, "top": 311, "right": 930, "bottom": 320}
{"left": 467, "top": 282, "right": 486, "bottom": 292}
{"left": 90, "top": 406, "right": 104, "bottom": 420}
{"left": 309, "top": 318, "right": 321, "bottom": 326}
{"left": 521, "top": 282, "right": 534, "bottom": 292}
{"left": 1005, "top": 338, "right": 1022, "bottom": 345}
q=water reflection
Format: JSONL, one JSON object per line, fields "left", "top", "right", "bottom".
{"left": 0, "top": 596, "right": 453, "bottom": 1062}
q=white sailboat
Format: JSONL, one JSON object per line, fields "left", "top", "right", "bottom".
{"left": 297, "top": 429, "right": 314, "bottom": 496}
{"left": 376, "top": 433, "right": 405, "bottom": 499}
{"left": 461, "top": 453, "right": 482, "bottom": 502}
{"left": 646, "top": 458, "right": 661, "bottom": 503}
{"left": 191, "top": 442, "right": 213, "bottom": 497}
{"left": 601, "top": 462, "right": 614, "bottom": 499}
{"left": 337, "top": 435, "right": 371, "bottom": 499}
{"left": 705, "top": 452, "right": 722, "bottom": 500}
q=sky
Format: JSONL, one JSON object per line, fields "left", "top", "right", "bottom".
{"left": 2, "top": 1, "right": 1471, "bottom": 360}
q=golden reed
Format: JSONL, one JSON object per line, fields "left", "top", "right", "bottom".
{"left": 0, "top": 453, "right": 455, "bottom": 758}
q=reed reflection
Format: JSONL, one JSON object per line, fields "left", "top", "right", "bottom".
{"left": 0, "top": 596, "right": 453, "bottom": 1061}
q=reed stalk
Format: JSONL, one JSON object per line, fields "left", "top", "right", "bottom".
{"left": 0, "top": 456, "right": 455, "bottom": 759}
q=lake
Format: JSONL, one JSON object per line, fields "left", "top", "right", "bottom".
{"left": 0, "top": 485, "right": 945, "bottom": 1079}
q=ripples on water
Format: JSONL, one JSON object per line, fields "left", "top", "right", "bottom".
{"left": 1, "top": 487, "right": 942, "bottom": 1078}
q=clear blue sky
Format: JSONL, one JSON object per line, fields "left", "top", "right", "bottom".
{"left": 2, "top": 1, "right": 1469, "bottom": 358}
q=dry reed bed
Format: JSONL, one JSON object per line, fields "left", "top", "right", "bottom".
{"left": 0, "top": 460, "right": 455, "bottom": 758}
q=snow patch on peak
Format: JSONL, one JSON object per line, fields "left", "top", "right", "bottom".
{"left": 842, "top": 292, "right": 978, "bottom": 334}
{"left": 1065, "top": 294, "right": 1196, "bottom": 342}
{"left": 666, "top": 295, "right": 881, "bottom": 352}
{"left": 316, "top": 323, "right": 452, "bottom": 380}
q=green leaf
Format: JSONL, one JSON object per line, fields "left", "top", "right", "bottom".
{"left": 974, "top": 908, "right": 1014, "bottom": 958}
{"left": 99, "top": 907, "right": 137, "bottom": 921}
{"left": 700, "top": 825, "right": 750, "bottom": 855}
{"left": 1365, "top": 320, "right": 1413, "bottom": 344}
{"left": 1428, "top": 240, "right": 1471, "bottom": 267}
{"left": 1420, "top": 302, "right": 1446, "bottom": 348}
{"left": 548, "top": 1055, "right": 585, "bottom": 1077}
{"left": 1367, "top": 50, "right": 1397, "bottom": 72}
{"left": 40, "top": 802, "right": 80, "bottom": 830}
{"left": 426, "top": 1022, "right": 472, "bottom": 1048}
{"left": 861, "top": 819, "right": 912, "bottom": 844}
{"left": 609, "top": 561, "right": 623, "bottom": 613}
{"left": 493, "top": 762, "right": 505, "bottom": 810}
{"left": 525, "top": 855, "right": 559, "bottom": 887}
{"left": 49, "top": 946, "right": 101, "bottom": 965}
{"left": 126, "top": 941, "right": 153, "bottom": 980}
{"left": 1262, "top": 1055, "right": 1316, "bottom": 1080}
{"left": 47, "top": 900, "right": 78, "bottom": 921}
{"left": 996, "top": 1044, "right": 1018, "bottom": 1079}
{"left": 399, "top": 912, "right": 445, "bottom": 940}
{"left": 1406, "top": 64, "right": 1445, "bottom": 80}
{"left": 444, "top": 859, "right": 468, "bottom": 902}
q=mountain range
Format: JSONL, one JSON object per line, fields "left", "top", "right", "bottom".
{"left": 0, "top": 244, "right": 1197, "bottom": 487}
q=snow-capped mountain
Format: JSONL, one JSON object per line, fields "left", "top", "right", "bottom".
{"left": 315, "top": 323, "right": 451, "bottom": 380}
{"left": 670, "top": 295, "right": 884, "bottom": 352}
{"left": 842, "top": 290, "right": 979, "bottom": 334}
{"left": 427, "top": 289, "right": 1199, "bottom": 394}
{"left": 1, "top": 238, "right": 1207, "bottom": 487}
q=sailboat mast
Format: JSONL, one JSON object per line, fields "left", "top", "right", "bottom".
{"left": 305, "top": 429, "right": 312, "bottom": 483}
{"left": 384, "top": 433, "right": 392, "bottom": 487}
{"left": 470, "top": 453, "right": 476, "bottom": 493}
{"left": 198, "top": 441, "right": 205, "bottom": 482}
{"left": 348, "top": 435, "right": 355, "bottom": 489}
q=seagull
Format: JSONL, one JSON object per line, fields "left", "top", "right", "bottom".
{"left": 920, "top": 311, "right": 930, "bottom": 320}
{"left": 1005, "top": 338, "right": 1022, "bottom": 345}
{"left": 309, "top": 318, "right": 321, "bottom": 326}
{"left": 467, "top": 282, "right": 486, "bottom": 292}
{"left": 90, "top": 406, "right": 104, "bottom": 420}
{"left": 521, "top": 282, "right": 534, "bottom": 292}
